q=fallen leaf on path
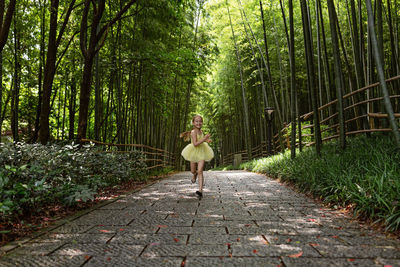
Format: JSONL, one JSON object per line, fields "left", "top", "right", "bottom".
{"left": 348, "top": 259, "right": 355, "bottom": 262}
{"left": 99, "top": 230, "right": 110, "bottom": 233}
{"left": 84, "top": 255, "right": 90, "bottom": 260}
{"left": 173, "top": 238, "right": 179, "bottom": 242}
{"left": 253, "top": 249, "right": 257, "bottom": 254}
{"left": 288, "top": 251, "right": 303, "bottom": 258}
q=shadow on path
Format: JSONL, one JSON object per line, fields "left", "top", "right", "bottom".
{"left": 0, "top": 171, "right": 399, "bottom": 266}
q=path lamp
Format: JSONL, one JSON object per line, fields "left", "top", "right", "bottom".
{"left": 264, "top": 107, "right": 275, "bottom": 155}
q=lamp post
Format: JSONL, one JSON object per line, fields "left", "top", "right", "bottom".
{"left": 264, "top": 107, "right": 275, "bottom": 155}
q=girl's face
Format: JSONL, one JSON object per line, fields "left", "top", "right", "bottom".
{"left": 192, "top": 116, "right": 203, "bottom": 129}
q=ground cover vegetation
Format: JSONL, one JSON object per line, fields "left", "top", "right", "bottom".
{"left": 0, "top": 142, "right": 148, "bottom": 243}
{"left": 232, "top": 133, "right": 400, "bottom": 232}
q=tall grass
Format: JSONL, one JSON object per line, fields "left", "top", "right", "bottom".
{"left": 238, "top": 133, "right": 400, "bottom": 231}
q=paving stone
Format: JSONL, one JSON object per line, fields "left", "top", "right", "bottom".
{"left": 0, "top": 255, "right": 87, "bottom": 267}
{"left": 32, "top": 233, "right": 114, "bottom": 244}
{"left": 97, "top": 200, "right": 129, "bottom": 210}
{"left": 256, "top": 220, "right": 322, "bottom": 229}
{"left": 376, "top": 258, "right": 400, "bottom": 266}
{"left": 313, "top": 245, "right": 400, "bottom": 258}
{"left": 264, "top": 234, "right": 346, "bottom": 246}
{"left": 52, "top": 243, "right": 145, "bottom": 256}
{"left": 230, "top": 244, "right": 321, "bottom": 257}
{"left": 159, "top": 218, "right": 194, "bottom": 227}
{"left": 185, "top": 257, "right": 282, "bottom": 267}
{"left": 84, "top": 256, "right": 183, "bottom": 267}
{"left": 141, "top": 244, "right": 188, "bottom": 257}
{"left": 186, "top": 244, "right": 230, "bottom": 256}
{"left": 5, "top": 242, "right": 65, "bottom": 256}
{"left": 188, "top": 233, "right": 268, "bottom": 245}
{"left": 87, "top": 225, "right": 158, "bottom": 234}
{"left": 50, "top": 223, "right": 93, "bottom": 234}
{"left": 339, "top": 235, "right": 400, "bottom": 247}
{"left": 110, "top": 233, "right": 188, "bottom": 245}
{"left": 282, "top": 257, "right": 380, "bottom": 267}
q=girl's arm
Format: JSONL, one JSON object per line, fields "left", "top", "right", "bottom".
{"left": 191, "top": 131, "right": 210, "bottom": 147}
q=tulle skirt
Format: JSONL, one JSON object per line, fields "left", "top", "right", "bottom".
{"left": 181, "top": 142, "right": 214, "bottom": 162}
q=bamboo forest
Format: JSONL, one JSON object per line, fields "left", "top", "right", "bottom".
{"left": 1, "top": 0, "right": 400, "bottom": 256}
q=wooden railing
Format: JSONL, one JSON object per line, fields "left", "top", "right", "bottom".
{"left": 81, "top": 139, "right": 175, "bottom": 170}
{"left": 222, "top": 75, "right": 400, "bottom": 165}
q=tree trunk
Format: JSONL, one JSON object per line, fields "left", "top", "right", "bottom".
{"left": 259, "top": 0, "right": 282, "bottom": 124}
{"left": 38, "top": 0, "right": 76, "bottom": 144}
{"left": 289, "top": 0, "right": 296, "bottom": 158}
{"left": 32, "top": 0, "right": 46, "bottom": 142}
{"left": 11, "top": 16, "right": 19, "bottom": 142}
{"left": 226, "top": 0, "right": 251, "bottom": 159}
{"left": 366, "top": 0, "right": 400, "bottom": 147}
{"left": 317, "top": 0, "right": 333, "bottom": 119}
{"left": 38, "top": 0, "right": 59, "bottom": 144}
{"left": 327, "top": 0, "right": 346, "bottom": 150}
{"left": 68, "top": 72, "right": 76, "bottom": 140}
{"left": 94, "top": 23, "right": 101, "bottom": 141}
{"left": 300, "top": 0, "right": 321, "bottom": 156}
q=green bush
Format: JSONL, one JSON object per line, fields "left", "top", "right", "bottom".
{"left": 0, "top": 142, "right": 147, "bottom": 219}
{"left": 237, "top": 133, "right": 400, "bottom": 232}
{"left": 283, "top": 121, "right": 333, "bottom": 144}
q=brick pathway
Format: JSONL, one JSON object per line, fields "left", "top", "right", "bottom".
{"left": 1, "top": 171, "right": 399, "bottom": 266}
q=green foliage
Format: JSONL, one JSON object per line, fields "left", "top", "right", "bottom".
{"left": 235, "top": 133, "right": 400, "bottom": 232}
{"left": 148, "top": 166, "right": 175, "bottom": 177}
{"left": 0, "top": 142, "right": 147, "bottom": 219}
{"left": 283, "top": 121, "right": 334, "bottom": 144}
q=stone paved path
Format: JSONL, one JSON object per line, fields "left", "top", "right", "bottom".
{"left": 1, "top": 171, "right": 400, "bottom": 266}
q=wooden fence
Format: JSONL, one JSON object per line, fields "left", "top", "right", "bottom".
{"left": 222, "top": 75, "right": 400, "bottom": 165}
{"left": 81, "top": 139, "right": 175, "bottom": 170}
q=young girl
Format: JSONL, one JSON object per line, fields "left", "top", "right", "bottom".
{"left": 180, "top": 115, "right": 214, "bottom": 197}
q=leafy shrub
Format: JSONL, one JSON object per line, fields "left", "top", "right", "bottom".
{"left": 283, "top": 121, "right": 333, "bottom": 144}
{"left": 0, "top": 142, "right": 147, "bottom": 219}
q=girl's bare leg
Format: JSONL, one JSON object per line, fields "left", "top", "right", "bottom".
{"left": 197, "top": 160, "right": 205, "bottom": 192}
{"left": 190, "top": 162, "right": 197, "bottom": 183}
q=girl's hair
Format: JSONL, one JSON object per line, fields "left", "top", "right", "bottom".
{"left": 179, "top": 115, "right": 203, "bottom": 141}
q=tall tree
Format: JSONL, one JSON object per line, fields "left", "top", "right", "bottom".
{"left": 288, "top": 0, "right": 296, "bottom": 158}
{"left": 77, "top": 0, "right": 137, "bottom": 141}
{"left": 38, "top": 0, "right": 76, "bottom": 144}
{"left": 0, "top": 0, "right": 16, "bottom": 138}
{"left": 327, "top": 0, "right": 346, "bottom": 150}
{"left": 300, "top": 0, "right": 321, "bottom": 155}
